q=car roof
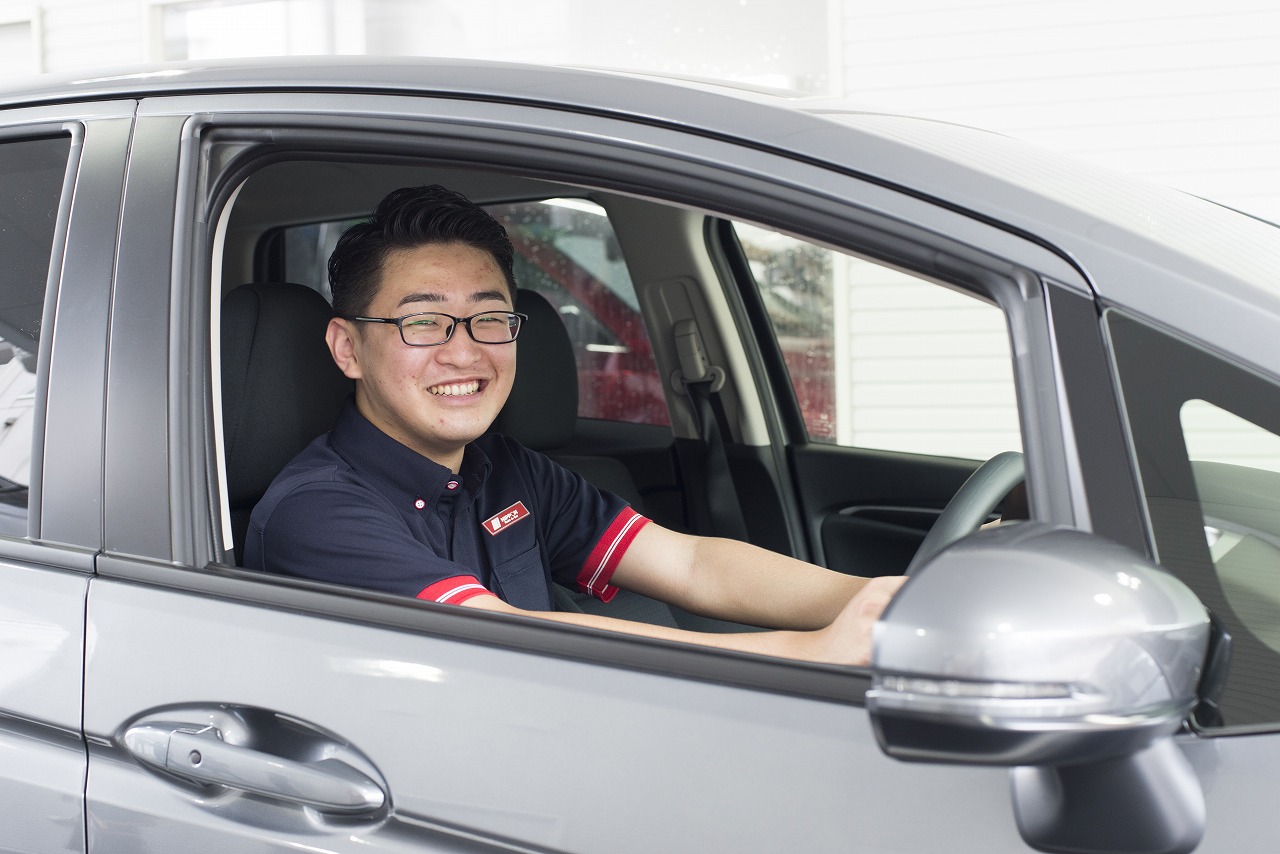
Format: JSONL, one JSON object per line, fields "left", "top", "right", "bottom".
{"left": 5, "top": 57, "right": 1279, "bottom": 375}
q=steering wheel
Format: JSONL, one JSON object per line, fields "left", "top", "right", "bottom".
{"left": 905, "top": 451, "right": 1025, "bottom": 575}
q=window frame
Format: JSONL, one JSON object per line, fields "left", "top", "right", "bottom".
{"left": 0, "top": 130, "right": 72, "bottom": 539}
{"left": 0, "top": 107, "right": 130, "bottom": 555}
{"left": 0, "top": 100, "right": 132, "bottom": 567}
{"left": 94, "top": 92, "right": 1092, "bottom": 701}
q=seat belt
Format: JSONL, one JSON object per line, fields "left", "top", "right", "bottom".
{"left": 673, "top": 319, "right": 750, "bottom": 542}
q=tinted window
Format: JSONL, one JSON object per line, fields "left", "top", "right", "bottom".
{"left": 0, "top": 134, "right": 70, "bottom": 536}
{"left": 1110, "top": 311, "right": 1280, "bottom": 728}
{"left": 733, "top": 222, "right": 1020, "bottom": 459}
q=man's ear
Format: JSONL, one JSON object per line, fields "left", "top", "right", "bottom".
{"left": 326, "top": 317, "right": 363, "bottom": 380}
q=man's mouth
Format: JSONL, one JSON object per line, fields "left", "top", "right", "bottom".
{"left": 428, "top": 380, "right": 482, "bottom": 397}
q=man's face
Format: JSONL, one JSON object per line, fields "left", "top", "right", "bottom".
{"left": 326, "top": 241, "right": 516, "bottom": 469}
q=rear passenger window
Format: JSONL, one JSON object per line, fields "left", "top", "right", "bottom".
{"left": 0, "top": 134, "right": 70, "bottom": 537}
{"left": 732, "top": 222, "right": 1020, "bottom": 460}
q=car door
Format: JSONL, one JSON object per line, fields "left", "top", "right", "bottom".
{"left": 79, "top": 87, "right": 1136, "bottom": 853}
{"left": 0, "top": 99, "right": 130, "bottom": 854}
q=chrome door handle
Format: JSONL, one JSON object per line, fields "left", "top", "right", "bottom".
{"left": 124, "top": 721, "right": 386, "bottom": 814}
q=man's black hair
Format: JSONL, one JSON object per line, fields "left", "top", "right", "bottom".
{"left": 328, "top": 184, "right": 517, "bottom": 317}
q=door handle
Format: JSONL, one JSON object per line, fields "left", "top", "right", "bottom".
{"left": 124, "top": 721, "right": 386, "bottom": 815}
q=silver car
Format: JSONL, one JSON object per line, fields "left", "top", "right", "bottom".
{"left": 2, "top": 59, "right": 1277, "bottom": 853}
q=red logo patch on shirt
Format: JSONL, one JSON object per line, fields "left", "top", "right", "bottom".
{"left": 483, "top": 501, "right": 530, "bottom": 536}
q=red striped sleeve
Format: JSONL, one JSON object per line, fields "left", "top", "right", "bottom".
{"left": 577, "top": 508, "right": 650, "bottom": 602}
{"left": 417, "top": 575, "right": 495, "bottom": 606}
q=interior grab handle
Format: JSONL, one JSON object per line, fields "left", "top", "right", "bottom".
{"left": 124, "top": 721, "right": 386, "bottom": 815}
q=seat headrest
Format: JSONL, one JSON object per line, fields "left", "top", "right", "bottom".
{"left": 490, "top": 289, "right": 578, "bottom": 450}
{"left": 221, "top": 282, "right": 353, "bottom": 507}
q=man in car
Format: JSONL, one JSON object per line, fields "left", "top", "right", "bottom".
{"left": 245, "top": 184, "right": 905, "bottom": 665}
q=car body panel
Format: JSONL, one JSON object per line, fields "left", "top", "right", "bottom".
{"left": 83, "top": 574, "right": 1030, "bottom": 854}
{"left": 0, "top": 560, "right": 89, "bottom": 854}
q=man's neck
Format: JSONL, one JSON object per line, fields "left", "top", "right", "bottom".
{"left": 351, "top": 396, "right": 467, "bottom": 474}
{"left": 434, "top": 448, "right": 466, "bottom": 475}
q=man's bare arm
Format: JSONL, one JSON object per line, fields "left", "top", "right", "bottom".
{"left": 461, "top": 523, "right": 906, "bottom": 665}
{"left": 609, "top": 522, "right": 880, "bottom": 630}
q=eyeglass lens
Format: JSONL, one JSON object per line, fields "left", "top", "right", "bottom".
{"left": 401, "top": 311, "right": 520, "bottom": 345}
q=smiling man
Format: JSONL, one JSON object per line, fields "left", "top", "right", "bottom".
{"left": 246, "top": 185, "right": 903, "bottom": 665}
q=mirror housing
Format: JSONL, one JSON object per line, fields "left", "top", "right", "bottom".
{"left": 868, "top": 522, "right": 1208, "bottom": 767}
{"left": 867, "top": 523, "right": 1212, "bottom": 854}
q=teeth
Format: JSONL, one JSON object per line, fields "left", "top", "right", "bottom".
{"left": 429, "top": 381, "right": 480, "bottom": 397}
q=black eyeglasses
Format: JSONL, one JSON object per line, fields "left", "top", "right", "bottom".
{"left": 342, "top": 310, "right": 527, "bottom": 347}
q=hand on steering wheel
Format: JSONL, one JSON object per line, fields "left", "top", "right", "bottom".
{"left": 905, "top": 451, "right": 1025, "bottom": 575}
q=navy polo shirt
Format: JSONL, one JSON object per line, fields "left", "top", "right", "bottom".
{"left": 244, "top": 400, "right": 649, "bottom": 610}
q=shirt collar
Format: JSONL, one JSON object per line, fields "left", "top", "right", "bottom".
{"left": 329, "top": 398, "right": 491, "bottom": 508}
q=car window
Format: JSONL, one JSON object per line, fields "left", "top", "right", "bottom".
{"left": 270, "top": 199, "right": 669, "bottom": 427}
{"left": 488, "top": 199, "right": 669, "bottom": 426}
{"left": 1109, "top": 310, "right": 1280, "bottom": 729}
{"left": 0, "top": 134, "right": 71, "bottom": 538}
{"left": 731, "top": 222, "right": 1021, "bottom": 459}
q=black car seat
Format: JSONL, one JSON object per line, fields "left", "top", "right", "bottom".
{"left": 221, "top": 282, "right": 353, "bottom": 564}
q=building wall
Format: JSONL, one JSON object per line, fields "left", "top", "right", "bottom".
{"left": 839, "top": 0, "right": 1280, "bottom": 222}
{"left": 8, "top": 0, "right": 147, "bottom": 73}
{"left": 1, "top": 0, "right": 833, "bottom": 86}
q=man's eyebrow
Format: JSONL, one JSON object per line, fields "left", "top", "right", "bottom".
{"left": 395, "top": 289, "right": 510, "bottom": 308}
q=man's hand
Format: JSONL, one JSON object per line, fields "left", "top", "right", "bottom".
{"left": 803, "top": 575, "right": 908, "bottom": 666}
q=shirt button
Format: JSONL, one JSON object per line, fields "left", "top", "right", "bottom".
{"left": 446, "top": 480, "right": 460, "bottom": 491}
{"left": 414, "top": 498, "right": 426, "bottom": 510}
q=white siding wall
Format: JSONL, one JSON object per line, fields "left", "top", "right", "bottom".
{"left": 839, "top": 0, "right": 1280, "bottom": 222}
{"left": 0, "top": 15, "right": 37, "bottom": 77}
{"left": 37, "top": 0, "right": 146, "bottom": 71}
{"left": 0, "top": 0, "right": 831, "bottom": 87}
{"left": 839, "top": 260, "right": 1020, "bottom": 459}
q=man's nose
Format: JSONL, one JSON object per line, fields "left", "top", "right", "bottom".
{"left": 435, "top": 323, "right": 483, "bottom": 362}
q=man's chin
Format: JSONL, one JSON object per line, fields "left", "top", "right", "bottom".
{"left": 430, "top": 411, "right": 502, "bottom": 445}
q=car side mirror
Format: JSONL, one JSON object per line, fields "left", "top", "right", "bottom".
{"left": 868, "top": 522, "right": 1210, "bottom": 854}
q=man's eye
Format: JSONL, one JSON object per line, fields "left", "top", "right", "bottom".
{"left": 474, "top": 315, "right": 504, "bottom": 326}
{"left": 405, "top": 317, "right": 439, "bottom": 328}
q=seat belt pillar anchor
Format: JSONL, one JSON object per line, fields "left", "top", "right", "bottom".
{"left": 671, "top": 318, "right": 726, "bottom": 394}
